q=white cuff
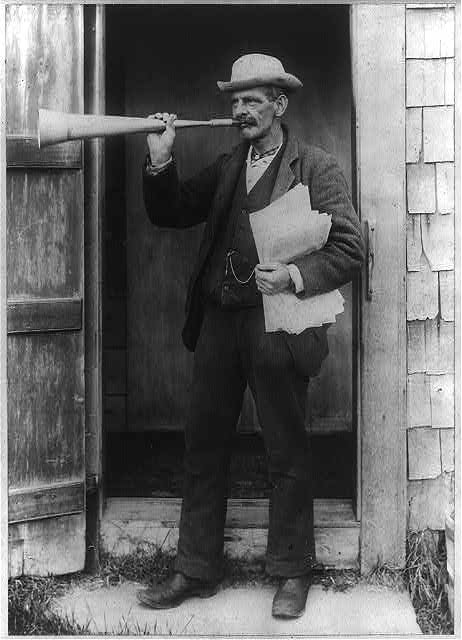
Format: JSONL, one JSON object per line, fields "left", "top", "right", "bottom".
{"left": 146, "top": 155, "right": 173, "bottom": 176}
{"left": 287, "top": 264, "right": 305, "bottom": 294}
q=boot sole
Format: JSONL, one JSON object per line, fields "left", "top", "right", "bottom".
{"left": 137, "top": 585, "right": 218, "bottom": 609}
{"left": 272, "top": 606, "right": 306, "bottom": 619}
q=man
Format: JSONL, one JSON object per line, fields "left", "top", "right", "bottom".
{"left": 137, "top": 53, "right": 364, "bottom": 619}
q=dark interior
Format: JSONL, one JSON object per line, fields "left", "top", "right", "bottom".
{"left": 106, "top": 431, "right": 354, "bottom": 499}
{"left": 103, "top": 4, "right": 357, "bottom": 500}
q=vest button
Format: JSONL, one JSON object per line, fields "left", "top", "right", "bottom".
{"left": 241, "top": 208, "right": 247, "bottom": 215}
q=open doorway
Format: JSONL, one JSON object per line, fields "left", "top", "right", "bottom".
{"left": 102, "top": 4, "right": 357, "bottom": 506}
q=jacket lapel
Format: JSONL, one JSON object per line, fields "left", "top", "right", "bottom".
{"left": 212, "top": 143, "right": 248, "bottom": 224}
{"left": 270, "top": 129, "right": 299, "bottom": 203}
{"left": 195, "top": 142, "right": 248, "bottom": 272}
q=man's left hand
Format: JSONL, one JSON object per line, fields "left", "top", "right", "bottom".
{"left": 255, "top": 263, "right": 292, "bottom": 295}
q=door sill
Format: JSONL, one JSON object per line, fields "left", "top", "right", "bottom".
{"left": 101, "top": 497, "right": 359, "bottom": 569}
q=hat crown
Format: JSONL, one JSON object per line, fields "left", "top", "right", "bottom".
{"left": 231, "top": 54, "right": 286, "bottom": 83}
{"left": 217, "top": 52, "right": 302, "bottom": 92}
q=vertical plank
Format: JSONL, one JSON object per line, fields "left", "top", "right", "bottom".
{"left": 454, "top": 5, "right": 461, "bottom": 634}
{"left": 351, "top": 4, "right": 407, "bottom": 571}
{"left": 84, "top": 4, "right": 105, "bottom": 572}
{"left": 0, "top": 2, "right": 9, "bottom": 632}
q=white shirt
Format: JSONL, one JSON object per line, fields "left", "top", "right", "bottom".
{"left": 245, "top": 142, "right": 283, "bottom": 193}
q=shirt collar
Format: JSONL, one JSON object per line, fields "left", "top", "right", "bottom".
{"left": 246, "top": 140, "right": 283, "bottom": 167}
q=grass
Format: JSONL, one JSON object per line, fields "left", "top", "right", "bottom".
{"left": 405, "top": 529, "right": 453, "bottom": 635}
{"left": 7, "top": 553, "right": 176, "bottom": 636}
{"left": 8, "top": 529, "right": 454, "bottom": 635}
{"left": 98, "top": 544, "right": 175, "bottom": 587}
{"left": 8, "top": 575, "right": 91, "bottom": 635}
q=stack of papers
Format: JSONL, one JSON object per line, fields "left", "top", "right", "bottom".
{"left": 250, "top": 184, "right": 344, "bottom": 333}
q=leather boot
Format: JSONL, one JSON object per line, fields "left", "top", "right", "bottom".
{"left": 137, "top": 572, "right": 218, "bottom": 609}
{"left": 272, "top": 574, "right": 312, "bottom": 619}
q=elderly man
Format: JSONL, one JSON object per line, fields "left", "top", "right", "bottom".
{"left": 137, "top": 54, "right": 364, "bottom": 619}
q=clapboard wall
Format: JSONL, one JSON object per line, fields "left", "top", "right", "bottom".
{"left": 405, "top": 4, "right": 457, "bottom": 529}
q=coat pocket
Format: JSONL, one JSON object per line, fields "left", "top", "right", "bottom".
{"left": 283, "top": 325, "right": 329, "bottom": 380}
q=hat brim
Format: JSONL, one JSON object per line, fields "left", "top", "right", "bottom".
{"left": 217, "top": 73, "right": 302, "bottom": 93}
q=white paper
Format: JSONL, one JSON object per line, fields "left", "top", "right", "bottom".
{"left": 250, "top": 184, "right": 344, "bottom": 334}
{"left": 250, "top": 185, "right": 331, "bottom": 263}
{"left": 261, "top": 290, "right": 344, "bottom": 333}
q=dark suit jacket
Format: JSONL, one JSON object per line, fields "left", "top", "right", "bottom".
{"left": 143, "top": 126, "right": 365, "bottom": 351}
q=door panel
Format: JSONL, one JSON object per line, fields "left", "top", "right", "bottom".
{"left": 6, "top": 4, "right": 86, "bottom": 576}
{"left": 7, "top": 333, "right": 84, "bottom": 491}
{"left": 121, "top": 6, "right": 353, "bottom": 434}
{"left": 7, "top": 171, "right": 83, "bottom": 297}
{"left": 8, "top": 514, "right": 86, "bottom": 577}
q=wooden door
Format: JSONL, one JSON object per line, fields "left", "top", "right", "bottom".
{"left": 122, "top": 5, "right": 354, "bottom": 437}
{"left": 6, "top": 4, "right": 86, "bottom": 576}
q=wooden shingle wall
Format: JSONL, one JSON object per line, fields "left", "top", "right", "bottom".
{"left": 405, "top": 4, "right": 456, "bottom": 530}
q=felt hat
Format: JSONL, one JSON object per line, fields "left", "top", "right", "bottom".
{"left": 217, "top": 54, "right": 303, "bottom": 92}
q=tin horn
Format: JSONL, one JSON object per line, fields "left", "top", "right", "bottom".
{"left": 38, "top": 109, "right": 237, "bottom": 148}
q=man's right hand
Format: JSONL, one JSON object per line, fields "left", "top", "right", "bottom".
{"left": 147, "top": 112, "right": 177, "bottom": 166}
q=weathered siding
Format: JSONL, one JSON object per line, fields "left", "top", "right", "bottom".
{"left": 405, "top": 4, "right": 456, "bottom": 530}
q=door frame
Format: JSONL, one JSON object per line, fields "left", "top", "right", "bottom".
{"left": 1, "top": 2, "right": 8, "bottom": 627}
{"left": 83, "top": 4, "right": 105, "bottom": 572}
{"left": 351, "top": 4, "right": 407, "bottom": 572}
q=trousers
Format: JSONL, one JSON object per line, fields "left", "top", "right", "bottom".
{"left": 174, "top": 303, "right": 329, "bottom": 582}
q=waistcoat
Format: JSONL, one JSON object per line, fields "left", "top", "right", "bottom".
{"left": 202, "top": 143, "right": 285, "bottom": 308}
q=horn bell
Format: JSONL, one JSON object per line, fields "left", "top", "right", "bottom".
{"left": 38, "top": 109, "right": 73, "bottom": 148}
{"left": 38, "top": 109, "right": 167, "bottom": 148}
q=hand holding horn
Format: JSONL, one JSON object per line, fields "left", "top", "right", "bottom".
{"left": 146, "top": 112, "right": 177, "bottom": 166}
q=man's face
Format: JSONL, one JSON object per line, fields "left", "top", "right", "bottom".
{"left": 231, "top": 87, "right": 278, "bottom": 142}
